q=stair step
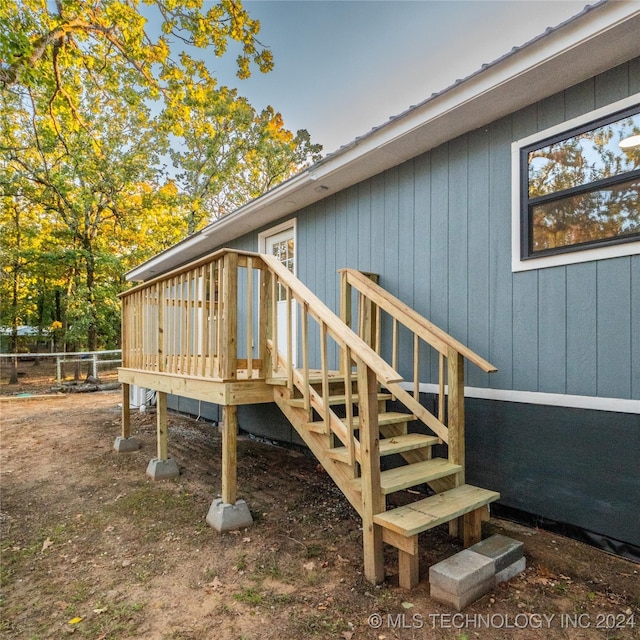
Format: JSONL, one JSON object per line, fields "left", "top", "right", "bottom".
{"left": 267, "top": 369, "right": 358, "bottom": 386}
{"left": 286, "top": 392, "right": 392, "bottom": 408}
{"left": 352, "top": 412, "right": 415, "bottom": 428}
{"left": 305, "top": 411, "right": 414, "bottom": 433}
{"left": 327, "top": 433, "right": 439, "bottom": 462}
{"left": 373, "top": 484, "right": 501, "bottom": 537}
{"left": 351, "top": 458, "right": 461, "bottom": 495}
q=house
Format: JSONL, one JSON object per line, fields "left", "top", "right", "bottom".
{"left": 116, "top": 0, "right": 640, "bottom": 585}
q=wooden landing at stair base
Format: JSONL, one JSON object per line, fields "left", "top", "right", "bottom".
{"left": 374, "top": 484, "right": 500, "bottom": 589}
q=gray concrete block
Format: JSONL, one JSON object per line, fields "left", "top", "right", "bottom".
{"left": 430, "top": 574, "right": 495, "bottom": 611}
{"left": 470, "top": 534, "right": 524, "bottom": 573}
{"left": 146, "top": 457, "right": 180, "bottom": 480}
{"left": 495, "top": 556, "right": 526, "bottom": 584}
{"left": 206, "top": 498, "right": 253, "bottom": 532}
{"left": 429, "top": 549, "right": 495, "bottom": 595}
{"left": 113, "top": 436, "right": 141, "bottom": 452}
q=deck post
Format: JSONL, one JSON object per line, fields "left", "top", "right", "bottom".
{"left": 113, "top": 382, "right": 141, "bottom": 452}
{"left": 447, "top": 348, "right": 466, "bottom": 539}
{"left": 259, "top": 266, "right": 273, "bottom": 378}
{"left": 146, "top": 391, "right": 179, "bottom": 480}
{"left": 221, "top": 404, "right": 238, "bottom": 505}
{"left": 357, "top": 361, "right": 385, "bottom": 584}
{"left": 221, "top": 251, "right": 238, "bottom": 380}
{"left": 206, "top": 404, "right": 253, "bottom": 532}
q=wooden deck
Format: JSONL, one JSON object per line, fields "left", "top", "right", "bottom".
{"left": 118, "top": 249, "right": 499, "bottom": 589}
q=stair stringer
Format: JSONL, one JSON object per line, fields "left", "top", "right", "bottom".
{"left": 272, "top": 385, "right": 364, "bottom": 517}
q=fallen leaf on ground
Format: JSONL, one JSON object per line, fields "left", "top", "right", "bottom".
{"left": 93, "top": 607, "right": 108, "bottom": 614}
{"left": 303, "top": 561, "right": 316, "bottom": 571}
{"left": 41, "top": 538, "right": 53, "bottom": 552}
{"left": 68, "top": 617, "right": 83, "bottom": 624}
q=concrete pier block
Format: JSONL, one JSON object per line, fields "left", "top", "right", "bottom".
{"left": 113, "top": 436, "right": 141, "bottom": 453}
{"left": 496, "top": 556, "right": 527, "bottom": 584}
{"left": 206, "top": 498, "right": 253, "bottom": 532}
{"left": 470, "top": 534, "right": 524, "bottom": 573}
{"left": 146, "top": 457, "right": 180, "bottom": 480}
{"left": 429, "top": 550, "right": 495, "bottom": 611}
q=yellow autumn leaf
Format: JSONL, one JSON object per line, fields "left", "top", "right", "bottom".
{"left": 68, "top": 617, "right": 83, "bottom": 624}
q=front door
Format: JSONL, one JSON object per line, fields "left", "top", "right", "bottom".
{"left": 261, "top": 224, "right": 296, "bottom": 366}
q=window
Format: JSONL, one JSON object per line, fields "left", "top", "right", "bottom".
{"left": 512, "top": 95, "right": 640, "bottom": 271}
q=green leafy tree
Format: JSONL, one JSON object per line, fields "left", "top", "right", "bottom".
{"left": 1, "top": 1, "right": 321, "bottom": 355}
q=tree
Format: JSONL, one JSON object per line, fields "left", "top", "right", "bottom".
{"left": 1, "top": 1, "right": 322, "bottom": 353}
{"left": 163, "top": 61, "right": 322, "bottom": 228}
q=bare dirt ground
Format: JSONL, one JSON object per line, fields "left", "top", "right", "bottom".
{"left": 1, "top": 366, "right": 638, "bottom": 639}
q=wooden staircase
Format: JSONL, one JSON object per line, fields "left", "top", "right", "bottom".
{"left": 268, "top": 364, "right": 499, "bottom": 588}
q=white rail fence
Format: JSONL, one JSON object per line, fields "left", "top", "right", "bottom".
{"left": 0, "top": 350, "right": 122, "bottom": 384}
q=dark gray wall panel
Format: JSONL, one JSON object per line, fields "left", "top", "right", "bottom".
{"left": 466, "top": 398, "right": 640, "bottom": 546}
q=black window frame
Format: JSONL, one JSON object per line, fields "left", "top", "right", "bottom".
{"left": 520, "top": 104, "right": 640, "bottom": 261}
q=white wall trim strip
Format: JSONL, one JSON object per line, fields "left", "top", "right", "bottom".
{"left": 401, "top": 382, "right": 640, "bottom": 414}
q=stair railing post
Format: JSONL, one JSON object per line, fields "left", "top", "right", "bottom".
{"left": 357, "top": 359, "right": 385, "bottom": 584}
{"left": 221, "top": 251, "right": 238, "bottom": 380}
{"left": 447, "top": 347, "right": 465, "bottom": 539}
{"left": 258, "top": 264, "right": 273, "bottom": 378}
{"left": 339, "top": 270, "right": 352, "bottom": 374}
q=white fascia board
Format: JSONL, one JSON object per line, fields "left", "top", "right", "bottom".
{"left": 128, "top": 2, "right": 640, "bottom": 282}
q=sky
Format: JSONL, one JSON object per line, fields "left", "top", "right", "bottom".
{"left": 194, "top": 0, "right": 591, "bottom": 155}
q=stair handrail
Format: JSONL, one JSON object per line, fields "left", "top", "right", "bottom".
{"left": 260, "top": 254, "right": 403, "bottom": 386}
{"left": 339, "top": 268, "right": 497, "bottom": 373}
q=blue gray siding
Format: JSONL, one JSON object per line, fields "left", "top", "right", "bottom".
{"left": 226, "top": 59, "right": 639, "bottom": 401}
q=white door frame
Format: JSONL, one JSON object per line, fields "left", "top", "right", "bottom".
{"left": 258, "top": 220, "right": 297, "bottom": 366}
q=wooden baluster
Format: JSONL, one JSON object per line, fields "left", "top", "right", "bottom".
{"left": 208, "top": 262, "right": 216, "bottom": 378}
{"left": 215, "top": 258, "right": 224, "bottom": 378}
{"left": 447, "top": 347, "right": 464, "bottom": 483}
{"left": 438, "top": 352, "right": 445, "bottom": 423}
{"left": 271, "top": 275, "right": 278, "bottom": 373}
{"left": 375, "top": 305, "right": 381, "bottom": 355}
{"left": 343, "top": 346, "right": 354, "bottom": 470}
{"left": 339, "top": 271, "right": 352, "bottom": 374}
{"left": 320, "top": 322, "right": 330, "bottom": 435}
{"left": 391, "top": 318, "right": 398, "bottom": 401}
{"left": 357, "top": 360, "right": 384, "bottom": 585}
{"left": 302, "top": 302, "right": 310, "bottom": 413}
{"left": 246, "top": 257, "right": 253, "bottom": 379}
{"left": 198, "top": 266, "right": 206, "bottom": 377}
{"left": 286, "top": 286, "right": 293, "bottom": 391}
{"left": 158, "top": 283, "right": 165, "bottom": 373}
{"left": 413, "top": 334, "right": 420, "bottom": 400}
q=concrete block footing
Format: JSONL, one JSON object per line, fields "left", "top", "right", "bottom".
{"left": 146, "top": 457, "right": 180, "bottom": 480}
{"left": 430, "top": 535, "right": 526, "bottom": 610}
{"left": 206, "top": 498, "right": 253, "bottom": 532}
{"left": 113, "top": 436, "right": 141, "bottom": 453}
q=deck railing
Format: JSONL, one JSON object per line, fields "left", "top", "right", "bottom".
{"left": 121, "top": 249, "right": 268, "bottom": 381}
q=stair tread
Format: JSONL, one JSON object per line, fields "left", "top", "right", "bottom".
{"left": 330, "top": 433, "right": 439, "bottom": 459}
{"left": 267, "top": 369, "right": 358, "bottom": 386}
{"left": 373, "top": 484, "right": 501, "bottom": 536}
{"left": 351, "top": 458, "right": 461, "bottom": 495}
{"left": 352, "top": 412, "right": 414, "bottom": 427}
{"left": 287, "top": 392, "right": 392, "bottom": 408}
